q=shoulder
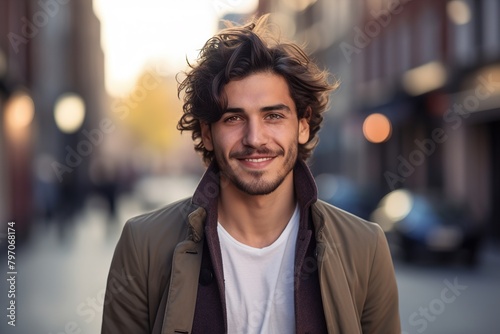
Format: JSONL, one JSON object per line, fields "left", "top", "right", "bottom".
{"left": 312, "top": 200, "right": 383, "bottom": 243}
{"left": 122, "top": 197, "right": 199, "bottom": 248}
{"left": 312, "top": 200, "right": 393, "bottom": 281}
{"left": 126, "top": 197, "right": 196, "bottom": 229}
{"left": 113, "top": 197, "right": 202, "bottom": 283}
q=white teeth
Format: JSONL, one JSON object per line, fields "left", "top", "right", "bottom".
{"left": 245, "top": 157, "right": 272, "bottom": 162}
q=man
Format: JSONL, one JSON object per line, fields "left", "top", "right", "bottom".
{"left": 102, "top": 15, "right": 400, "bottom": 334}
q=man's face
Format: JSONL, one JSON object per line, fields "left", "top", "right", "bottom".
{"left": 201, "top": 71, "right": 310, "bottom": 196}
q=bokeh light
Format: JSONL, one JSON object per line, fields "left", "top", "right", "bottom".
{"left": 362, "top": 113, "right": 392, "bottom": 143}
{"left": 4, "top": 92, "right": 35, "bottom": 130}
{"left": 54, "top": 93, "right": 86, "bottom": 134}
{"left": 403, "top": 61, "right": 447, "bottom": 96}
{"left": 382, "top": 189, "right": 414, "bottom": 222}
{"left": 447, "top": 0, "right": 471, "bottom": 25}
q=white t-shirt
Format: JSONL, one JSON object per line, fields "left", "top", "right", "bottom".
{"left": 217, "top": 205, "right": 300, "bottom": 334}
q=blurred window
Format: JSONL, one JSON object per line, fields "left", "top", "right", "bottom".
{"left": 450, "top": 0, "right": 476, "bottom": 66}
{"left": 384, "top": 27, "right": 396, "bottom": 81}
{"left": 419, "top": 5, "right": 439, "bottom": 65}
{"left": 368, "top": 37, "right": 382, "bottom": 81}
{"left": 482, "top": 0, "right": 500, "bottom": 60}
{"left": 398, "top": 20, "right": 412, "bottom": 73}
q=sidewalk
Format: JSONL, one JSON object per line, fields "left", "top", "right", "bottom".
{"left": 0, "top": 193, "right": 142, "bottom": 334}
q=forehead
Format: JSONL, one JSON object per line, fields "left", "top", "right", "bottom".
{"left": 223, "top": 72, "right": 295, "bottom": 110}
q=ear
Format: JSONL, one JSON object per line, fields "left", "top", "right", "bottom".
{"left": 201, "top": 122, "right": 214, "bottom": 151}
{"left": 298, "top": 107, "right": 311, "bottom": 145}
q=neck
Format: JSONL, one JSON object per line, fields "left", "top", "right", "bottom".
{"left": 218, "top": 172, "right": 296, "bottom": 248}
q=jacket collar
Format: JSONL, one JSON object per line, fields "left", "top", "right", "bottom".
{"left": 192, "top": 160, "right": 222, "bottom": 210}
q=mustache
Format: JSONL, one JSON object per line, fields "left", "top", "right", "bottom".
{"left": 229, "top": 147, "right": 284, "bottom": 159}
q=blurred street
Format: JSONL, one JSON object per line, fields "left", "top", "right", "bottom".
{"left": 0, "top": 192, "right": 144, "bottom": 334}
{"left": 396, "top": 247, "right": 500, "bottom": 334}
{"left": 1, "top": 191, "right": 499, "bottom": 334}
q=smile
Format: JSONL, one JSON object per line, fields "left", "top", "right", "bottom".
{"left": 243, "top": 157, "right": 273, "bottom": 162}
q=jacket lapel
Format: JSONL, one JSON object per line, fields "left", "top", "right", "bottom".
{"left": 312, "top": 204, "right": 362, "bottom": 334}
{"left": 161, "top": 208, "right": 205, "bottom": 334}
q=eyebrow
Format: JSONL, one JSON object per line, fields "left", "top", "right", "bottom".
{"left": 225, "top": 104, "right": 292, "bottom": 114}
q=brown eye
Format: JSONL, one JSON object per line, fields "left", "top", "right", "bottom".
{"left": 224, "top": 115, "right": 242, "bottom": 123}
{"left": 266, "top": 113, "right": 284, "bottom": 120}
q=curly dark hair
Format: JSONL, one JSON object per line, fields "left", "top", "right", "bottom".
{"left": 177, "top": 14, "right": 338, "bottom": 165}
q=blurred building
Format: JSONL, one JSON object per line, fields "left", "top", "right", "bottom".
{"left": 0, "top": 0, "right": 106, "bottom": 239}
{"left": 258, "top": 0, "right": 500, "bottom": 240}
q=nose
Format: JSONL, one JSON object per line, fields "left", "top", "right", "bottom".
{"left": 242, "top": 118, "right": 267, "bottom": 148}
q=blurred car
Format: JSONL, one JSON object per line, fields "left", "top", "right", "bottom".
{"left": 370, "top": 189, "right": 483, "bottom": 266}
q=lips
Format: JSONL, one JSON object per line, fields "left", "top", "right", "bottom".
{"left": 230, "top": 149, "right": 284, "bottom": 169}
{"left": 243, "top": 157, "right": 273, "bottom": 163}
{"left": 231, "top": 148, "right": 283, "bottom": 160}
{"left": 236, "top": 155, "right": 276, "bottom": 170}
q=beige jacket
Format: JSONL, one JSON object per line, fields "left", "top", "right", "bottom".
{"left": 102, "top": 162, "right": 400, "bottom": 333}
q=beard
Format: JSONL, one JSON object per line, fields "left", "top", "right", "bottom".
{"left": 215, "top": 144, "right": 298, "bottom": 196}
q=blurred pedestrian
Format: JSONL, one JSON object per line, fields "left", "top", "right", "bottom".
{"left": 89, "top": 156, "right": 119, "bottom": 220}
{"left": 102, "top": 14, "right": 400, "bottom": 334}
